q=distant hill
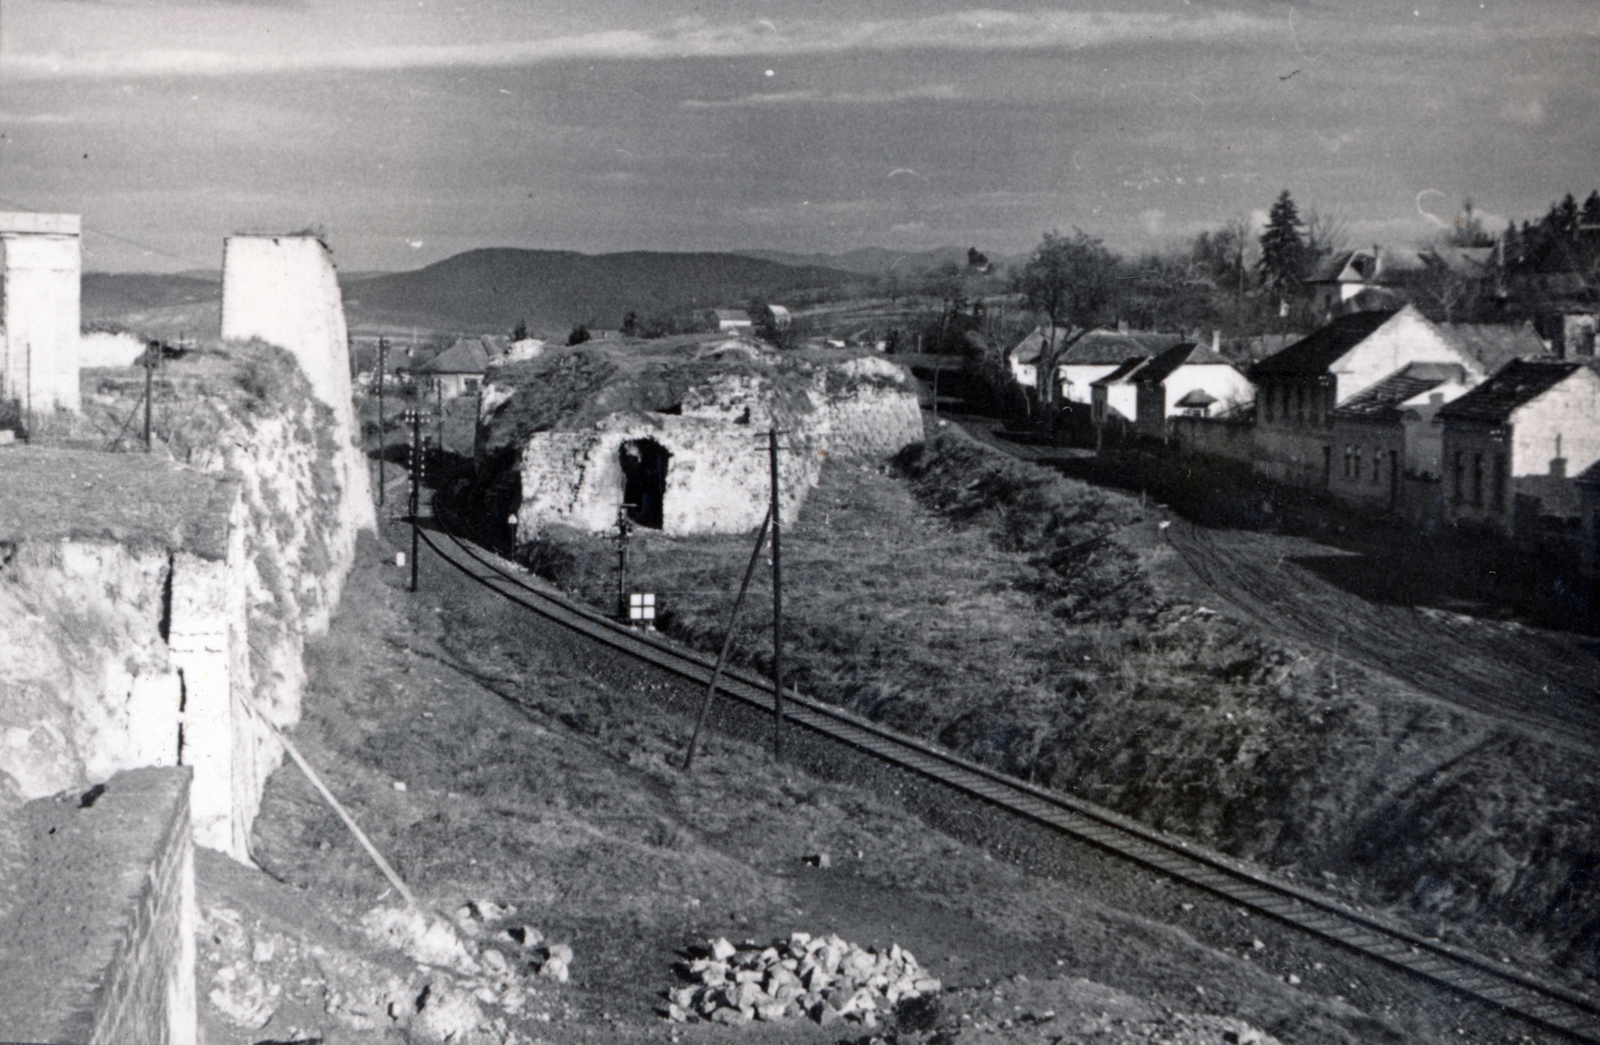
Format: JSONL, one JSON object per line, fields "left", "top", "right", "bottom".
{"left": 81, "top": 248, "right": 871, "bottom": 338}
{"left": 735, "top": 246, "right": 976, "bottom": 277}
{"left": 339, "top": 249, "right": 863, "bottom": 335}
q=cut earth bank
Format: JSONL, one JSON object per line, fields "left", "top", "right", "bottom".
{"left": 498, "top": 424, "right": 1600, "bottom": 1006}
{"left": 220, "top": 517, "right": 1553, "bottom": 1045}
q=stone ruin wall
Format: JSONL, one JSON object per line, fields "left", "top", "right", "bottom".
{"left": 513, "top": 356, "right": 923, "bottom": 541}
{"left": 221, "top": 233, "right": 375, "bottom": 542}
{"left": 0, "top": 212, "right": 83, "bottom": 414}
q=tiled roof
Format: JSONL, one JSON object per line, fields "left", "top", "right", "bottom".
{"left": 1436, "top": 322, "right": 1549, "bottom": 372}
{"left": 1133, "top": 342, "right": 1237, "bottom": 385}
{"left": 1010, "top": 327, "right": 1183, "bottom": 366}
{"left": 1090, "top": 357, "right": 1148, "bottom": 386}
{"left": 1249, "top": 310, "right": 1398, "bottom": 379}
{"left": 1175, "top": 388, "right": 1217, "bottom": 407}
{"left": 421, "top": 337, "right": 493, "bottom": 374}
{"left": 1331, "top": 362, "right": 1466, "bottom": 423}
{"left": 1436, "top": 359, "right": 1586, "bottom": 424}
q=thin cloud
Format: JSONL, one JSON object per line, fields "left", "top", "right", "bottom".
{"left": 682, "top": 85, "right": 960, "bottom": 110}
{"left": 4, "top": 9, "right": 1283, "bottom": 80}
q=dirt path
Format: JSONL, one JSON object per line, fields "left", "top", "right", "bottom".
{"left": 947, "top": 413, "right": 1600, "bottom": 750}
{"left": 1158, "top": 521, "right": 1600, "bottom": 749}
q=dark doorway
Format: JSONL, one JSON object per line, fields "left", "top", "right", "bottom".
{"left": 620, "top": 438, "right": 671, "bottom": 529}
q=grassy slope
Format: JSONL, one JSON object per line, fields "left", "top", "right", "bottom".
{"left": 341, "top": 249, "right": 863, "bottom": 334}
{"left": 513, "top": 428, "right": 1600, "bottom": 992}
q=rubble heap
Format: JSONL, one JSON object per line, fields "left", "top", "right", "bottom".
{"left": 665, "top": 932, "right": 941, "bottom": 1028}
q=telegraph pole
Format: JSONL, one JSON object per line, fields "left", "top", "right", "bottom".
{"left": 768, "top": 426, "right": 786, "bottom": 760}
{"left": 376, "top": 337, "right": 387, "bottom": 507}
{"left": 143, "top": 342, "right": 156, "bottom": 452}
{"left": 616, "top": 504, "right": 634, "bottom": 621}
{"left": 408, "top": 409, "right": 423, "bottom": 593}
{"left": 684, "top": 508, "right": 772, "bottom": 772}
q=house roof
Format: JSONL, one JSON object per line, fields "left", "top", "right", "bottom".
{"left": 1133, "top": 342, "right": 1234, "bottom": 386}
{"left": 1306, "top": 247, "right": 1430, "bottom": 285}
{"left": 420, "top": 337, "right": 494, "bottom": 375}
{"left": 1436, "top": 322, "right": 1549, "bottom": 373}
{"left": 714, "top": 309, "right": 752, "bottom": 323}
{"left": 1436, "top": 359, "right": 1587, "bottom": 425}
{"left": 1090, "top": 357, "right": 1149, "bottom": 387}
{"left": 1331, "top": 362, "right": 1467, "bottom": 423}
{"left": 1248, "top": 310, "right": 1398, "bottom": 379}
{"left": 1175, "top": 388, "right": 1217, "bottom": 407}
{"left": 1009, "top": 326, "right": 1185, "bottom": 366}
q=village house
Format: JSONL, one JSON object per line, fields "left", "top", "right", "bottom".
{"left": 1326, "top": 362, "right": 1473, "bottom": 512}
{"left": 1248, "top": 305, "right": 1486, "bottom": 487}
{"left": 1436, "top": 359, "right": 1600, "bottom": 534}
{"left": 1131, "top": 342, "right": 1254, "bottom": 440}
{"left": 1006, "top": 326, "right": 1184, "bottom": 403}
{"left": 714, "top": 309, "right": 754, "bottom": 333}
{"left": 418, "top": 335, "right": 500, "bottom": 399}
{"left": 1088, "top": 356, "right": 1146, "bottom": 427}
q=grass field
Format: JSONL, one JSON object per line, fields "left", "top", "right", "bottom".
{"left": 501, "top": 426, "right": 1600, "bottom": 994}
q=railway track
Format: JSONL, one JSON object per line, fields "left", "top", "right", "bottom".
{"left": 415, "top": 511, "right": 1600, "bottom": 1043}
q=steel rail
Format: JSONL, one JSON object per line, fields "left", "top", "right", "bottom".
{"left": 414, "top": 512, "right": 1600, "bottom": 1043}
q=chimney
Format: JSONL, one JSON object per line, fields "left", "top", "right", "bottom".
{"left": 1117, "top": 318, "right": 1130, "bottom": 334}
{"left": 1211, "top": 329, "right": 1221, "bottom": 352}
{"left": 1371, "top": 244, "right": 1382, "bottom": 281}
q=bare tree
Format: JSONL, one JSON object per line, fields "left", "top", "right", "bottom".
{"left": 1014, "top": 229, "right": 1121, "bottom": 425}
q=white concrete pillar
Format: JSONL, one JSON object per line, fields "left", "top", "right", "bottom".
{"left": 0, "top": 212, "right": 82, "bottom": 414}
{"left": 220, "top": 234, "right": 375, "bottom": 528}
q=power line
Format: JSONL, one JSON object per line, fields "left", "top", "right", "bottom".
{"left": 0, "top": 194, "right": 212, "bottom": 268}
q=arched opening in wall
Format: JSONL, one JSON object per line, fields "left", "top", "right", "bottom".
{"left": 621, "top": 438, "right": 672, "bottom": 529}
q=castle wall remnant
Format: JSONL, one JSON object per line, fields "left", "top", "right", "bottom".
{"left": 220, "top": 234, "right": 375, "bottom": 529}
{"left": 505, "top": 350, "right": 925, "bottom": 541}
{"left": 0, "top": 767, "right": 197, "bottom": 1045}
{"left": 0, "top": 211, "right": 82, "bottom": 414}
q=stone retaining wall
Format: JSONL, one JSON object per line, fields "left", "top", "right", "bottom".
{"left": 0, "top": 766, "right": 196, "bottom": 1045}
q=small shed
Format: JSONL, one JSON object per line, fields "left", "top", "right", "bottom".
{"left": 420, "top": 337, "right": 495, "bottom": 399}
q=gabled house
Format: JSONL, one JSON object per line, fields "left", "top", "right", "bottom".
{"left": 1005, "top": 326, "right": 1184, "bottom": 403}
{"left": 420, "top": 336, "right": 497, "bottom": 399}
{"left": 1436, "top": 359, "right": 1600, "bottom": 533}
{"left": 1131, "top": 342, "right": 1254, "bottom": 439}
{"left": 1327, "top": 362, "right": 1474, "bottom": 510}
{"left": 714, "top": 309, "right": 753, "bottom": 333}
{"left": 1089, "top": 357, "right": 1147, "bottom": 426}
{"left": 1247, "top": 305, "right": 1485, "bottom": 486}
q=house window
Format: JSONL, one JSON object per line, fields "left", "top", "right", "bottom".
{"left": 1493, "top": 454, "right": 1507, "bottom": 511}
{"left": 1372, "top": 449, "right": 1382, "bottom": 485}
{"left": 1353, "top": 447, "right": 1362, "bottom": 482}
{"left": 1471, "top": 452, "right": 1484, "bottom": 507}
{"left": 1342, "top": 447, "right": 1352, "bottom": 479}
{"left": 1295, "top": 385, "right": 1306, "bottom": 423}
{"left": 1453, "top": 451, "right": 1464, "bottom": 504}
{"left": 464, "top": 377, "right": 481, "bottom": 394}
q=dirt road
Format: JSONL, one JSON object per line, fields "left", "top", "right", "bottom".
{"left": 1164, "top": 514, "right": 1600, "bottom": 748}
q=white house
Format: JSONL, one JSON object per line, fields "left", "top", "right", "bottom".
{"left": 1132, "top": 343, "right": 1254, "bottom": 438}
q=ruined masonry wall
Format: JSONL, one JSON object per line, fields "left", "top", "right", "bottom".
{"left": 0, "top": 213, "right": 82, "bottom": 413}
{"left": 0, "top": 541, "right": 188, "bottom": 803}
{"left": 515, "top": 358, "right": 922, "bottom": 539}
{"left": 221, "top": 235, "right": 375, "bottom": 535}
{"left": 0, "top": 767, "right": 196, "bottom": 1045}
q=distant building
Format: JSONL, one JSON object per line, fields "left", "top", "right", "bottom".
{"left": 714, "top": 309, "right": 753, "bottom": 333}
{"left": 419, "top": 336, "right": 497, "bottom": 399}
{"left": 1088, "top": 357, "right": 1146, "bottom": 426}
{"left": 1437, "top": 359, "right": 1600, "bottom": 534}
{"left": 767, "top": 305, "right": 793, "bottom": 330}
{"left": 1248, "top": 305, "right": 1485, "bottom": 487}
{"left": 1006, "top": 326, "right": 1185, "bottom": 403}
{"left": 1327, "top": 362, "right": 1474, "bottom": 511}
{"left": 1131, "top": 342, "right": 1254, "bottom": 439}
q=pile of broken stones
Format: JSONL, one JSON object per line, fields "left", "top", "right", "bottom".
{"left": 665, "top": 932, "right": 941, "bottom": 1028}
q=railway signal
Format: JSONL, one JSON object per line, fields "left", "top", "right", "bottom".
{"left": 404, "top": 408, "right": 429, "bottom": 593}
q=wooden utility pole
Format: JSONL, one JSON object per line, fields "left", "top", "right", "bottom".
{"left": 616, "top": 504, "right": 633, "bottom": 621}
{"left": 768, "top": 426, "right": 786, "bottom": 760}
{"left": 376, "top": 337, "right": 387, "bottom": 507}
{"left": 683, "top": 508, "right": 771, "bottom": 772}
{"left": 408, "top": 409, "right": 422, "bottom": 593}
{"left": 143, "top": 343, "right": 155, "bottom": 452}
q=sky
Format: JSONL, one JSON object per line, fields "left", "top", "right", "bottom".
{"left": 1, "top": 0, "right": 1597, "bottom": 273}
